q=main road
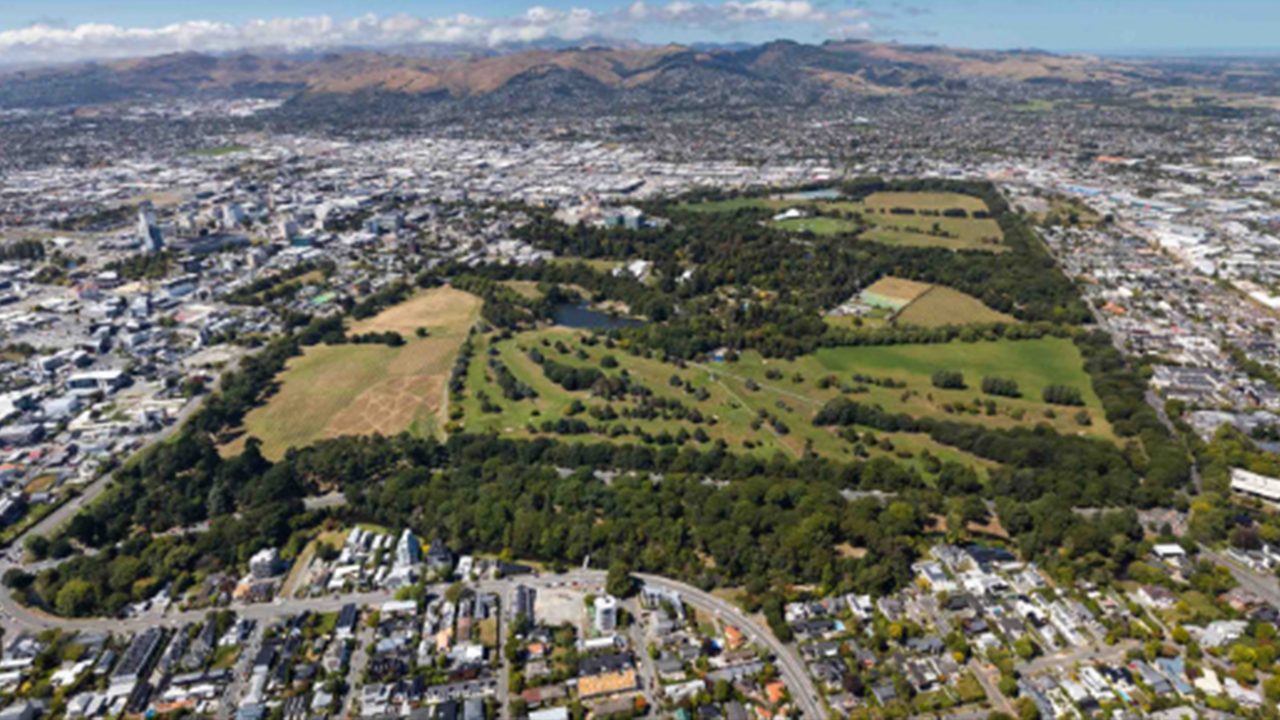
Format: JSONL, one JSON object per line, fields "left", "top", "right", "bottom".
{"left": 1200, "top": 546, "right": 1280, "bottom": 607}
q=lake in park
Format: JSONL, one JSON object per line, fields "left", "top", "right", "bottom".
{"left": 552, "top": 303, "right": 646, "bottom": 330}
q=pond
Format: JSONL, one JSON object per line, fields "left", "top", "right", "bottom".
{"left": 552, "top": 303, "right": 646, "bottom": 330}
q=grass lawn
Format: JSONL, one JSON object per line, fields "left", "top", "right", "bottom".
{"left": 807, "top": 338, "right": 1113, "bottom": 439}
{"left": 502, "top": 280, "right": 545, "bottom": 300}
{"left": 1170, "top": 590, "right": 1226, "bottom": 623}
{"left": 281, "top": 528, "right": 348, "bottom": 598}
{"left": 862, "top": 191, "right": 990, "bottom": 213}
{"left": 455, "top": 328, "right": 1000, "bottom": 475}
{"left": 771, "top": 216, "right": 861, "bottom": 235}
{"left": 24, "top": 474, "right": 57, "bottom": 494}
{"left": 211, "top": 645, "right": 241, "bottom": 670}
{"left": 311, "top": 612, "right": 339, "bottom": 638}
{"left": 860, "top": 225, "right": 1004, "bottom": 252}
{"left": 229, "top": 286, "right": 481, "bottom": 460}
{"left": 477, "top": 618, "right": 499, "bottom": 647}
{"left": 547, "top": 257, "right": 620, "bottom": 274}
{"left": 453, "top": 327, "right": 1115, "bottom": 478}
{"left": 680, "top": 191, "right": 1004, "bottom": 252}
{"left": 895, "top": 286, "right": 1016, "bottom": 328}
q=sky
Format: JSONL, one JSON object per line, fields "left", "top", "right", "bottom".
{"left": 0, "top": 0, "right": 1277, "bottom": 67}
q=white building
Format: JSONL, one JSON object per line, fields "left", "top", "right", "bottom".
{"left": 1230, "top": 468, "right": 1280, "bottom": 504}
{"left": 137, "top": 202, "right": 164, "bottom": 252}
{"left": 394, "top": 529, "right": 422, "bottom": 568}
{"left": 249, "top": 548, "right": 283, "bottom": 579}
{"left": 594, "top": 595, "right": 619, "bottom": 634}
{"left": 66, "top": 369, "right": 128, "bottom": 397}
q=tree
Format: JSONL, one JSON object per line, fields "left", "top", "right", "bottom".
{"left": 23, "top": 535, "right": 50, "bottom": 561}
{"left": 606, "top": 560, "right": 638, "bottom": 598}
{"left": 1013, "top": 637, "right": 1037, "bottom": 661}
{"left": 55, "top": 579, "right": 97, "bottom": 617}
{"left": 445, "top": 582, "right": 466, "bottom": 605}
{"left": 1042, "top": 384, "right": 1083, "bottom": 407}
{"left": 2, "top": 569, "right": 33, "bottom": 591}
{"left": 997, "top": 675, "right": 1019, "bottom": 698}
{"left": 932, "top": 370, "right": 966, "bottom": 390}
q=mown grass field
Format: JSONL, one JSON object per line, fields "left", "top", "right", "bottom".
{"left": 692, "top": 336, "right": 1111, "bottom": 441}
{"left": 456, "top": 327, "right": 990, "bottom": 473}
{"left": 501, "top": 280, "right": 544, "bottom": 300}
{"left": 679, "top": 190, "right": 1004, "bottom": 252}
{"left": 808, "top": 338, "right": 1113, "bottom": 438}
{"left": 228, "top": 286, "right": 481, "bottom": 460}
{"left": 862, "top": 191, "right": 990, "bottom": 213}
{"left": 894, "top": 286, "right": 1016, "bottom": 328}
{"left": 455, "top": 328, "right": 1116, "bottom": 477}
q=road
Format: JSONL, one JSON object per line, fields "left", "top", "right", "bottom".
{"left": 636, "top": 572, "right": 825, "bottom": 719}
{"left": 1022, "top": 639, "right": 1135, "bottom": 674}
{"left": 218, "top": 621, "right": 264, "bottom": 720}
{"left": 343, "top": 622, "right": 374, "bottom": 717}
{"left": 8, "top": 369, "right": 225, "bottom": 552}
{"left": 626, "top": 597, "right": 661, "bottom": 707}
{"left": 1200, "top": 546, "right": 1280, "bottom": 607}
{"left": 966, "top": 659, "right": 1014, "bottom": 717}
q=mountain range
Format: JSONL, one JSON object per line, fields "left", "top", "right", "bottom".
{"left": 0, "top": 39, "right": 1245, "bottom": 110}
{"left": 0, "top": 39, "right": 1167, "bottom": 109}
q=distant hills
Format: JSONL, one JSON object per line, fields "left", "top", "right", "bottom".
{"left": 0, "top": 39, "right": 1237, "bottom": 110}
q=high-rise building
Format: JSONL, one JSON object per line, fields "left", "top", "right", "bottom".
{"left": 137, "top": 202, "right": 164, "bottom": 252}
{"left": 594, "top": 595, "right": 619, "bottom": 633}
{"left": 395, "top": 529, "right": 422, "bottom": 568}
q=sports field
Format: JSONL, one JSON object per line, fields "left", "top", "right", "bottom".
{"left": 855, "top": 276, "right": 1015, "bottom": 327}
{"left": 861, "top": 276, "right": 934, "bottom": 309}
{"left": 862, "top": 191, "right": 990, "bottom": 213}
{"left": 894, "top": 286, "right": 1015, "bottom": 327}
{"left": 680, "top": 190, "right": 1005, "bottom": 252}
{"left": 230, "top": 286, "right": 481, "bottom": 460}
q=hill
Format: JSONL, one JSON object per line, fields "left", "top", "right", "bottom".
{"left": 0, "top": 40, "right": 1160, "bottom": 109}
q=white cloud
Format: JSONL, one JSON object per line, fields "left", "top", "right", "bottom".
{"left": 0, "top": 2, "right": 879, "bottom": 66}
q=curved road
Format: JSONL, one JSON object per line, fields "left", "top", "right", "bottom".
{"left": 636, "top": 572, "right": 824, "bottom": 718}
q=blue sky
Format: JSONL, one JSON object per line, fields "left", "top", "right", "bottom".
{"left": 0, "top": 0, "right": 1275, "bottom": 66}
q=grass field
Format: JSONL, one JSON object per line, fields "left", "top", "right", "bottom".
{"left": 894, "top": 286, "right": 1016, "bottom": 328}
{"left": 455, "top": 327, "right": 991, "bottom": 473}
{"left": 773, "top": 216, "right": 861, "bottom": 235}
{"left": 680, "top": 191, "right": 1004, "bottom": 252}
{"left": 454, "top": 327, "right": 1116, "bottom": 477}
{"left": 857, "top": 276, "right": 1015, "bottom": 328}
{"left": 547, "top": 257, "right": 620, "bottom": 274}
{"left": 862, "top": 191, "right": 990, "bottom": 213}
{"left": 229, "top": 286, "right": 481, "bottom": 460}
{"left": 861, "top": 276, "right": 934, "bottom": 307}
{"left": 708, "top": 336, "right": 1112, "bottom": 441}
{"left": 502, "top": 280, "right": 544, "bottom": 300}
